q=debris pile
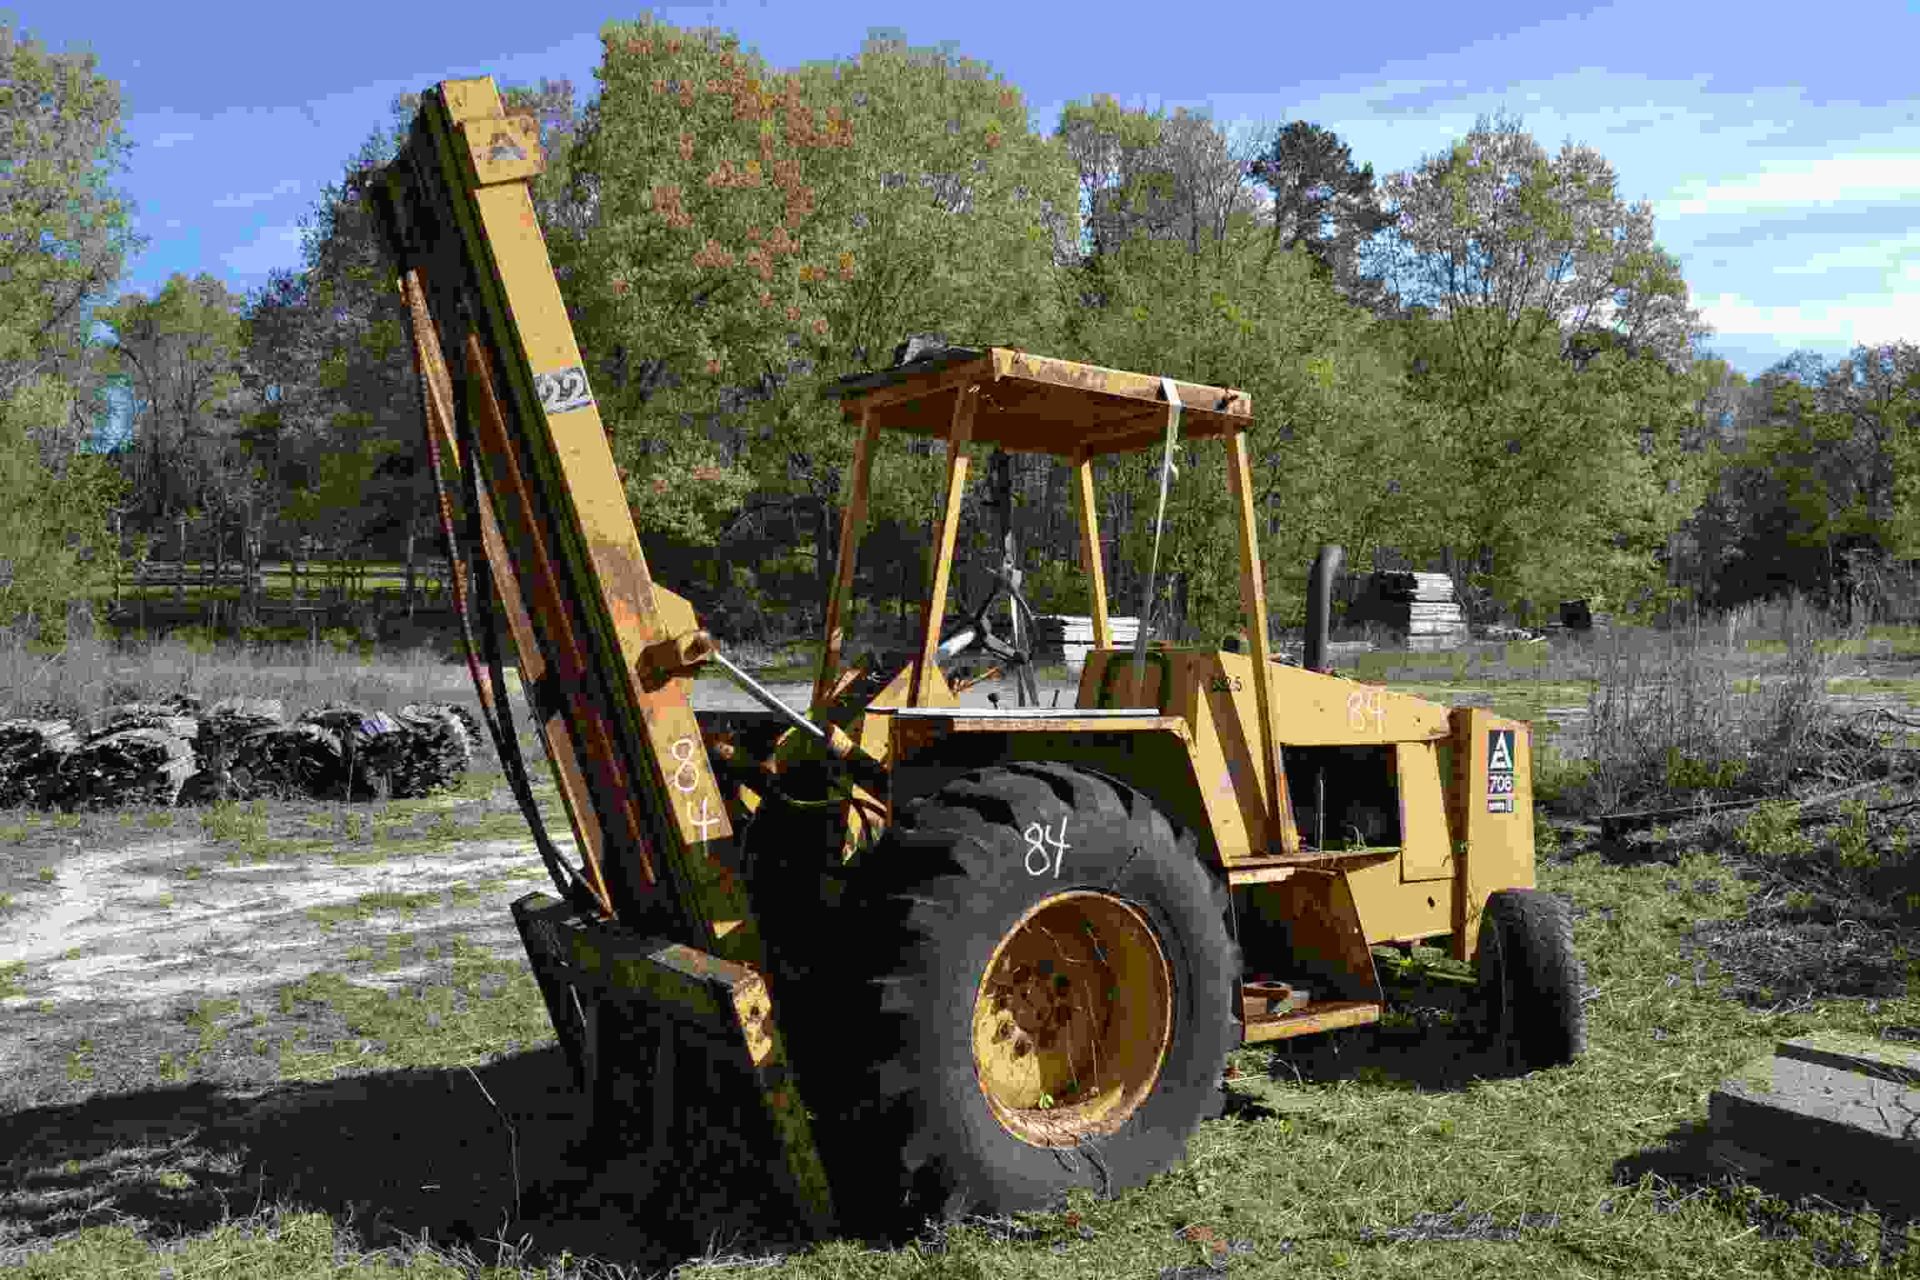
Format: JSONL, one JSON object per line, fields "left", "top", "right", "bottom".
{"left": 0, "top": 697, "right": 480, "bottom": 810}
{"left": 0, "top": 719, "right": 82, "bottom": 808}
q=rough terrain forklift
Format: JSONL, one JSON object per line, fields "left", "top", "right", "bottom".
{"left": 373, "top": 77, "right": 1585, "bottom": 1241}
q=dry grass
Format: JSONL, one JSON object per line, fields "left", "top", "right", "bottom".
{"left": 0, "top": 625, "right": 477, "bottom": 727}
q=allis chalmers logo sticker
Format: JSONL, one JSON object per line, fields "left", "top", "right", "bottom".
{"left": 1486, "top": 729, "right": 1516, "bottom": 813}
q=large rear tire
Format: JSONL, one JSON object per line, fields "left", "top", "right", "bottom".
{"left": 1475, "top": 888, "right": 1587, "bottom": 1073}
{"left": 827, "top": 762, "right": 1237, "bottom": 1236}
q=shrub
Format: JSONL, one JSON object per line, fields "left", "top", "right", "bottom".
{"left": 1735, "top": 800, "right": 1813, "bottom": 860}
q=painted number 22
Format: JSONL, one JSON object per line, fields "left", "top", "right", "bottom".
{"left": 1023, "top": 816, "right": 1070, "bottom": 878}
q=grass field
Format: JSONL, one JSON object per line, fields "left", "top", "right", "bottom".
{"left": 1, "top": 606, "right": 1917, "bottom": 1277}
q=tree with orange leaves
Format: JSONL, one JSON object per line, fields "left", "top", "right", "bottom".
{"left": 551, "top": 19, "right": 1076, "bottom": 578}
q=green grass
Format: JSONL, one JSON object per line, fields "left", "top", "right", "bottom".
{"left": 304, "top": 890, "right": 443, "bottom": 931}
{"left": 9, "top": 833, "right": 1917, "bottom": 1277}
{"left": 274, "top": 937, "right": 552, "bottom": 1082}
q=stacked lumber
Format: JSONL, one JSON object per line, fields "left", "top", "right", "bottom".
{"left": 0, "top": 696, "right": 479, "bottom": 810}
{"left": 1346, "top": 572, "right": 1469, "bottom": 651}
{"left": 0, "top": 719, "right": 82, "bottom": 808}
{"left": 82, "top": 700, "right": 200, "bottom": 741}
{"left": 297, "top": 704, "right": 408, "bottom": 798}
{"left": 389, "top": 703, "right": 478, "bottom": 798}
{"left": 61, "top": 725, "right": 198, "bottom": 808}
{"left": 231, "top": 721, "right": 347, "bottom": 799}
{"left": 1033, "top": 615, "right": 1141, "bottom": 672}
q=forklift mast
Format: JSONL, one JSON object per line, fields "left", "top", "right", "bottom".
{"left": 373, "top": 79, "right": 834, "bottom": 1226}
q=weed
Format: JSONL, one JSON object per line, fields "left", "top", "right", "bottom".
{"left": 1735, "top": 801, "right": 1814, "bottom": 859}
{"left": 0, "top": 893, "right": 13, "bottom": 912}
{"left": 65, "top": 1040, "right": 93, "bottom": 1082}
{"left": 331, "top": 847, "right": 387, "bottom": 866}
{"left": 0, "top": 961, "right": 25, "bottom": 999}
{"left": 1833, "top": 800, "right": 1878, "bottom": 869}
{"left": 36, "top": 866, "right": 54, "bottom": 884}
{"left": 140, "top": 810, "right": 174, "bottom": 830}
{"left": 304, "top": 889, "right": 439, "bottom": 931}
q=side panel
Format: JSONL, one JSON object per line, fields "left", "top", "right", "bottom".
{"left": 1346, "top": 855, "right": 1455, "bottom": 943}
{"left": 1077, "top": 650, "right": 1265, "bottom": 860}
{"left": 1449, "top": 708, "right": 1536, "bottom": 962}
{"left": 1396, "top": 742, "right": 1453, "bottom": 882}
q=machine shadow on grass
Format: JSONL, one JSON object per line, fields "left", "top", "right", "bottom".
{"left": 0, "top": 1045, "right": 813, "bottom": 1272}
{"left": 1228, "top": 1007, "right": 1512, "bottom": 1106}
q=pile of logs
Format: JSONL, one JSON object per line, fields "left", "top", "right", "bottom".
{"left": 0, "top": 697, "right": 478, "bottom": 810}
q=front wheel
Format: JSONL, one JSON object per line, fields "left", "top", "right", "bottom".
{"left": 1475, "top": 888, "right": 1587, "bottom": 1073}
{"left": 826, "top": 762, "right": 1238, "bottom": 1235}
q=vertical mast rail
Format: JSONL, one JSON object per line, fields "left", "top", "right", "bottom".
{"left": 377, "top": 78, "right": 762, "bottom": 961}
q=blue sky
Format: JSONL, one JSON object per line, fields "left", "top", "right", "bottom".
{"left": 23, "top": 0, "right": 1920, "bottom": 378}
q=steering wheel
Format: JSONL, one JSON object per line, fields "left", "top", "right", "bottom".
{"left": 938, "top": 569, "right": 1042, "bottom": 706}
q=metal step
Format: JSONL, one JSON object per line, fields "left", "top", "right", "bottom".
{"left": 1241, "top": 991, "right": 1381, "bottom": 1043}
{"left": 1707, "top": 1031, "right": 1920, "bottom": 1215}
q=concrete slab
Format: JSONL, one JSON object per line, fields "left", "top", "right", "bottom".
{"left": 1708, "top": 1032, "right": 1920, "bottom": 1216}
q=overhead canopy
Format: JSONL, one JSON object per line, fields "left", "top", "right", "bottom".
{"left": 828, "top": 346, "right": 1253, "bottom": 458}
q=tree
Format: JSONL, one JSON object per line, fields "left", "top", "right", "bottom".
{"left": 0, "top": 368, "right": 125, "bottom": 641}
{"left": 0, "top": 22, "right": 138, "bottom": 638}
{"left": 1378, "top": 111, "right": 1702, "bottom": 377}
{"left": 97, "top": 274, "right": 247, "bottom": 529}
{"left": 0, "top": 22, "right": 140, "bottom": 400}
{"left": 1681, "top": 345, "right": 1920, "bottom": 616}
{"left": 1248, "top": 121, "right": 1390, "bottom": 308}
{"left": 1058, "top": 96, "right": 1255, "bottom": 259}
{"left": 553, "top": 19, "right": 1077, "bottom": 621}
{"left": 1053, "top": 102, "right": 1437, "bottom": 637}
{"left": 1371, "top": 113, "right": 1714, "bottom": 615}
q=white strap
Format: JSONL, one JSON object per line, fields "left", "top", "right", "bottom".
{"left": 1131, "top": 378, "right": 1183, "bottom": 691}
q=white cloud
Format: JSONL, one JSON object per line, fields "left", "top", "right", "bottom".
{"left": 221, "top": 221, "right": 305, "bottom": 277}
{"left": 149, "top": 131, "right": 194, "bottom": 150}
{"left": 211, "top": 178, "right": 304, "bottom": 210}
{"left": 1663, "top": 153, "right": 1920, "bottom": 218}
{"left": 1769, "top": 231, "right": 1920, "bottom": 278}
{"left": 1697, "top": 288, "right": 1920, "bottom": 350}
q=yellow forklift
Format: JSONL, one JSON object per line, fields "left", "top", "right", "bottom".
{"left": 373, "top": 77, "right": 1584, "bottom": 1240}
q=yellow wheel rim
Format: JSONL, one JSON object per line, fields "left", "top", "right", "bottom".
{"left": 970, "top": 890, "right": 1172, "bottom": 1147}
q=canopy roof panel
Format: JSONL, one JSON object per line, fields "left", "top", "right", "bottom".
{"left": 828, "top": 347, "right": 1252, "bottom": 457}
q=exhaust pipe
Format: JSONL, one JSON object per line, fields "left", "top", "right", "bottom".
{"left": 1305, "top": 544, "right": 1344, "bottom": 674}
